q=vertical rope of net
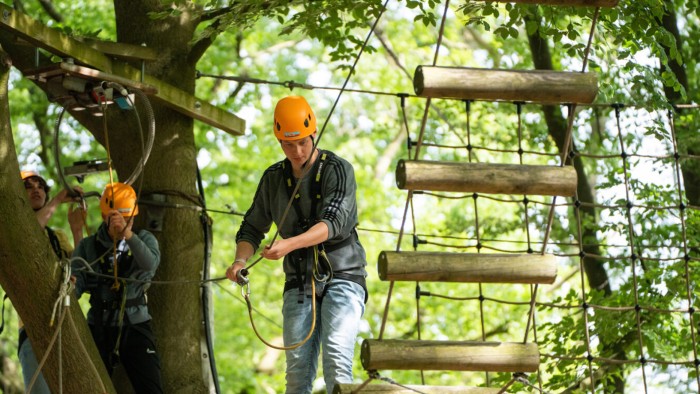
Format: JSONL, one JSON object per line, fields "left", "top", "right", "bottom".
{"left": 514, "top": 100, "right": 545, "bottom": 392}
{"left": 668, "top": 108, "right": 700, "bottom": 391}
{"left": 464, "top": 99, "right": 492, "bottom": 387}
{"left": 613, "top": 104, "right": 649, "bottom": 391}
{"left": 378, "top": 0, "right": 451, "bottom": 347}
{"left": 376, "top": 2, "right": 451, "bottom": 390}
{"left": 566, "top": 104, "right": 595, "bottom": 392}
{"left": 536, "top": 8, "right": 601, "bottom": 392}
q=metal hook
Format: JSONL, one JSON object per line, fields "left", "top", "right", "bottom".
{"left": 240, "top": 282, "right": 250, "bottom": 298}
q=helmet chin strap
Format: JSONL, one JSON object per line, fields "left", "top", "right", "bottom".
{"left": 300, "top": 135, "right": 317, "bottom": 170}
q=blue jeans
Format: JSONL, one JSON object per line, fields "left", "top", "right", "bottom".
{"left": 18, "top": 329, "right": 51, "bottom": 394}
{"left": 282, "top": 278, "right": 365, "bottom": 394}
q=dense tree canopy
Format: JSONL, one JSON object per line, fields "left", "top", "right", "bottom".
{"left": 1, "top": 0, "right": 698, "bottom": 393}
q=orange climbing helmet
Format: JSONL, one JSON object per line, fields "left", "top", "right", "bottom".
{"left": 273, "top": 95, "right": 316, "bottom": 141}
{"left": 21, "top": 170, "right": 50, "bottom": 191}
{"left": 20, "top": 170, "right": 42, "bottom": 181}
{"left": 100, "top": 182, "right": 139, "bottom": 217}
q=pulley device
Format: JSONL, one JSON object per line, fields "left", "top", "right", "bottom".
{"left": 24, "top": 59, "right": 157, "bottom": 117}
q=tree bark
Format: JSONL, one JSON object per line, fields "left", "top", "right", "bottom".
{"left": 0, "top": 46, "right": 116, "bottom": 394}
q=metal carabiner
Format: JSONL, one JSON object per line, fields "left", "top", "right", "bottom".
{"left": 237, "top": 268, "right": 250, "bottom": 297}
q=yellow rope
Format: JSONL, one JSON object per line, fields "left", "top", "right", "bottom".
{"left": 244, "top": 278, "right": 316, "bottom": 351}
{"left": 242, "top": 246, "right": 333, "bottom": 351}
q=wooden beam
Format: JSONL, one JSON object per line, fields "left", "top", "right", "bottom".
{"left": 361, "top": 340, "right": 540, "bottom": 372}
{"left": 141, "top": 71, "right": 246, "bottom": 136}
{"left": 75, "top": 37, "right": 159, "bottom": 62}
{"left": 334, "top": 383, "right": 500, "bottom": 393}
{"left": 414, "top": 66, "right": 598, "bottom": 104}
{"left": 396, "top": 160, "right": 577, "bottom": 197}
{"left": 378, "top": 251, "right": 558, "bottom": 284}
{"left": 0, "top": 3, "right": 245, "bottom": 135}
{"left": 484, "top": 0, "right": 619, "bottom": 6}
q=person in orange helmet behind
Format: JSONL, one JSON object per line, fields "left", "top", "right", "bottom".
{"left": 71, "top": 182, "right": 163, "bottom": 394}
{"left": 16, "top": 170, "right": 84, "bottom": 394}
{"left": 226, "top": 95, "right": 368, "bottom": 393}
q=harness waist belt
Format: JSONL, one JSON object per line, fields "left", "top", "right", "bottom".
{"left": 284, "top": 272, "right": 366, "bottom": 294}
{"left": 96, "top": 295, "right": 147, "bottom": 310}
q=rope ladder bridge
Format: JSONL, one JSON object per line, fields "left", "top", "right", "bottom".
{"left": 329, "top": 0, "right": 698, "bottom": 392}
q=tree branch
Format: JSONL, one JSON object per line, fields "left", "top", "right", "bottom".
{"left": 37, "top": 0, "right": 63, "bottom": 23}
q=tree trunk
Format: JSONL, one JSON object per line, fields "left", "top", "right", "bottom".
{"left": 658, "top": 3, "right": 700, "bottom": 210}
{"left": 112, "top": 2, "right": 211, "bottom": 392}
{"left": 0, "top": 47, "right": 116, "bottom": 394}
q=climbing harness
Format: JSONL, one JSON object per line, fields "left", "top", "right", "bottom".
{"left": 282, "top": 149, "right": 336, "bottom": 288}
{"left": 88, "top": 236, "right": 148, "bottom": 361}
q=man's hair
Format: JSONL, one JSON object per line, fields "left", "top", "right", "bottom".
{"left": 23, "top": 176, "right": 51, "bottom": 205}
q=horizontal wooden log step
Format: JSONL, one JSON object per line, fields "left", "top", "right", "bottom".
{"left": 396, "top": 160, "right": 577, "bottom": 197}
{"left": 414, "top": 66, "right": 598, "bottom": 104}
{"left": 334, "top": 383, "right": 500, "bottom": 393}
{"left": 483, "top": 0, "right": 619, "bottom": 6}
{"left": 361, "top": 339, "right": 539, "bottom": 373}
{"left": 378, "top": 251, "right": 557, "bottom": 284}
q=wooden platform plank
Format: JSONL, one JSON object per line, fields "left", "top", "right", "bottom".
{"left": 378, "top": 251, "right": 558, "bottom": 284}
{"left": 396, "top": 160, "right": 577, "bottom": 197}
{"left": 361, "top": 340, "right": 540, "bottom": 373}
{"left": 414, "top": 66, "right": 598, "bottom": 104}
{"left": 334, "top": 383, "right": 500, "bottom": 393}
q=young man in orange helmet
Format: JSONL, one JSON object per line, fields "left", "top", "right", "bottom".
{"left": 17, "top": 170, "right": 84, "bottom": 394}
{"left": 71, "top": 182, "right": 163, "bottom": 393}
{"left": 226, "top": 95, "right": 367, "bottom": 393}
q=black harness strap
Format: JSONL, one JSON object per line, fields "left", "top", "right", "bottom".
{"left": 45, "top": 226, "right": 66, "bottom": 259}
{"left": 0, "top": 294, "right": 7, "bottom": 336}
{"left": 282, "top": 149, "right": 331, "bottom": 229}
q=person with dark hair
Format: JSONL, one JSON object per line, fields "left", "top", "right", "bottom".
{"left": 18, "top": 170, "right": 84, "bottom": 394}
{"left": 226, "top": 95, "right": 367, "bottom": 394}
{"left": 71, "top": 182, "right": 163, "bottom": 394}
